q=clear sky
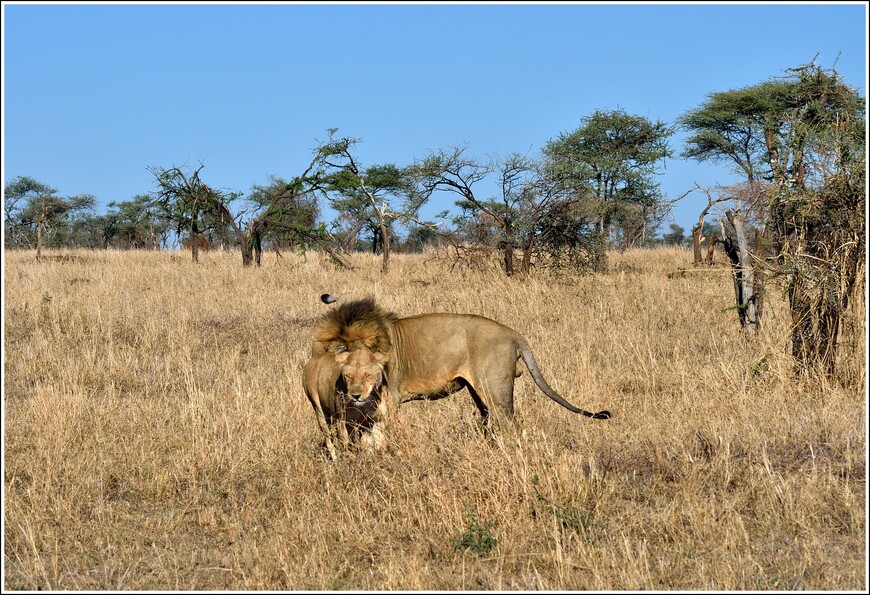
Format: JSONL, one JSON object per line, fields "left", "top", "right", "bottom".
{"left": 3, "top": 1, "right": 867, "bottom": 237}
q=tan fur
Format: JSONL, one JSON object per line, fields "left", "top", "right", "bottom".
{"left": 306, "top": 299, "right": 610, "bottom": 454}
{"left": 302, "top": 347, "right": 390, "bottom": 460}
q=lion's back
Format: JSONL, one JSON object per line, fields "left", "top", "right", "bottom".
{"left": 395, "top": 313, "right": 519, "bottom": 348}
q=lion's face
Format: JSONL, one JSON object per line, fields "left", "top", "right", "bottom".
{"left": 334, "top": 347, "right": 389, "bottom": 406}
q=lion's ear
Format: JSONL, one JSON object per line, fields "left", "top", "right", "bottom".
{"left": 373, "top": 350, "right": 390, "bottom": 364}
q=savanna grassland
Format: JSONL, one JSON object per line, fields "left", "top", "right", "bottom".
{"left": 3, "top": 247, "right": 866, "bottom": 591}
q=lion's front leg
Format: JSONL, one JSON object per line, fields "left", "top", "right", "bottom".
{"left": 358, "top": 422, "right": 386, "bottom": 452}
{"left": 311, "top": 400, "right": 339, "bottom": 461}
{"left": 320, "top": 425, "right": 339, "bottom": 461}
{"left": 335, "top": 406, "right": 351, "bottom": 450}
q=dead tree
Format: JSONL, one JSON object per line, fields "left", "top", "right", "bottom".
{"left": 720, "top": 210, "right": 763, "bottom": 333}
{"left": 317, "top": 133, "right": 413, "bottom": 275}
{"left": 691, "top": 184, "right": 731, "bottom": 266}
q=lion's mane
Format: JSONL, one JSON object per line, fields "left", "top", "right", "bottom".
{"left": 313, "top": 298, "right": 398, "bottom": 354}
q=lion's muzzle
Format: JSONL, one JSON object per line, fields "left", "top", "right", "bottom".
{"left": 344, "top": 375, "right": 384, "bottom": 404}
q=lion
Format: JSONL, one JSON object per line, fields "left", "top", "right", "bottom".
{"left": 302, "top": 345, "right": 391, "bottom": 460}
{"left": 310, "top": 296, "right": 610, "bottom": 442}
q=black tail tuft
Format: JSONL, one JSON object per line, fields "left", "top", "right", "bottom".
{"left": 320, "top": 294, "right": 338, "bottom": 305}
{"left": 592, "top": 410, "right": 611, "bottom": 420}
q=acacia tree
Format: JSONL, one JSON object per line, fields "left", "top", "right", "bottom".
{"left": 3, "top": 176, "right": 95, "bottom": 260}
{"left": 534, "top": 198, "right": 600, "bottom": 271}
{"left": 406, "top": 145, "right": 530, "bottom": 272}
{"left": 679, "top": 82, "right": 793, "bottom": 182}
{"left": 317, "top": 132, "right": 422, "bottom": 274}
{"left": 405, "top": 145, "right": 594, "bottom": 275}
{"left": 682, "top": 60, "right": 865, "bottom": 375}
{"left": 151, "top": 154, "right": 351, "bottom": 268}
{"left": 766, "top": 62, "right": 865, "bottom": 376}
{"left": 4, "top": 176, "right": 57, "bottom": 253}
{"left": 407, "top": 146, "right": 534, "bottom": 275}
{"left": 403, "top": 224, "right": 442, "bottom": 252}
{"left": 243, "top": 173, "right": 347, "bottom": 268}
{"left": 96, "top": 194, "right": 169, "bottom": 249}
{"left": 149, "top": 164, "right": 244, "bottom": 263}
{"left": 327, "top": 185, "right": 376, "bottom": 253}
{"left": 487, "top": 152, "right": 579, "bottom": 275}
{"left": 541, "top": 109, "right": 673, "bottom": 271}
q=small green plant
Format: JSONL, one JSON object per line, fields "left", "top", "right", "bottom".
{"left": 753, "top": 574, "right": 802, "bottom": 590}
{"left": 452, "top": 509, "right": 498, "bottom": 554}
{"left": 531, "top": 475, "right": 593, "bottom": 536}
{"left": 751, "top": 354, "right": 770, "bottom": 378}
{"left": 550, "top": 503, "right": 591, "bottom": 533}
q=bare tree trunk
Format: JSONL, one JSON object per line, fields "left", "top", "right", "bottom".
{"left": 235, "top": 220, "right": 257, "bottom": 267}
{"left": 502, "top": 242, "right": 514, "bottom": 276}
{"left": 502, "top": 220, "right": 515, "bottom": 276}
{"left": 318, "top": 238, "right": 350, "bottom": 269}
{"left": 692, "top": 184, "right": 730, "bottom": 266}
{"left": 371, "top": 226, "right": 380, "bottom": 255}
{"left": 591, "top": 213, "right": 610, "bottom": 272}
{"left": 520, "top": 234, "right": 535, "bottom": 275}
{"left": 725, "top": 210, "right": 761, "bottom": 333}
{"left": 691, "top": 224, "right": 704, "bottom": 266}
{"left": 378, "top": 216, "right": 390, "bottom": 274}
{"left": 601, "top": 213, "right": 612, "bottom": 250}
{"left": 35, "top": 199, "right": 46, "bottom": 263}
{"left": 704, "top": 233, "right": 718, "bottom": 265}
{"left": 345, "top": 221, "right": 363, "bottom": 253}
{"left": 189, "top": 211, "right": 200, "bottom": 263}
{"left": 252, "top": 227, "right": 262, "bottom": 267}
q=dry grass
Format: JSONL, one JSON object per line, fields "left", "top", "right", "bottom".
{"left": 3, "top": 247, "right": 866, "bottom": 591}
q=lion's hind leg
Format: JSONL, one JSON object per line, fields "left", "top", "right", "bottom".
{"left": 460, "top": 376, "right": 516, "bottom": 438}
{"left": 462, "top": 352, "right": 520, "bottom": 438}
{"left": 466, "top": 383, "right": 493, "bottom": 437}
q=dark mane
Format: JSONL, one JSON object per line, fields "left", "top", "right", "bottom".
{"left": 314, "top": 298, "right": 398, "bottom": 353}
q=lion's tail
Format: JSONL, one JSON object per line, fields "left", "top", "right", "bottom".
{"left": 516, "top": 339, "right": 611, "bottom": 420}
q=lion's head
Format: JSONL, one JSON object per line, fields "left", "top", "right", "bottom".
{"left": 334, "top": 345, "right": 389, "bottom": 408}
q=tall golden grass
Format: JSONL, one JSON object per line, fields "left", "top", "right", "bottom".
{"left": 3, "top": 247, "right": 866, "bottom": 590}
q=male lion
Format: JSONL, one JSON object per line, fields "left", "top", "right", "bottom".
{"left": 302, "top": 345, "right": 390, "bottom": 460}
{"left": 311, "top": 296, "right": 609, "bottom": 443}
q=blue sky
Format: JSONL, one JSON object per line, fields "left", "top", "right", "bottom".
{"left": 3, "top": 1, "right": 867, "bottom": 237}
